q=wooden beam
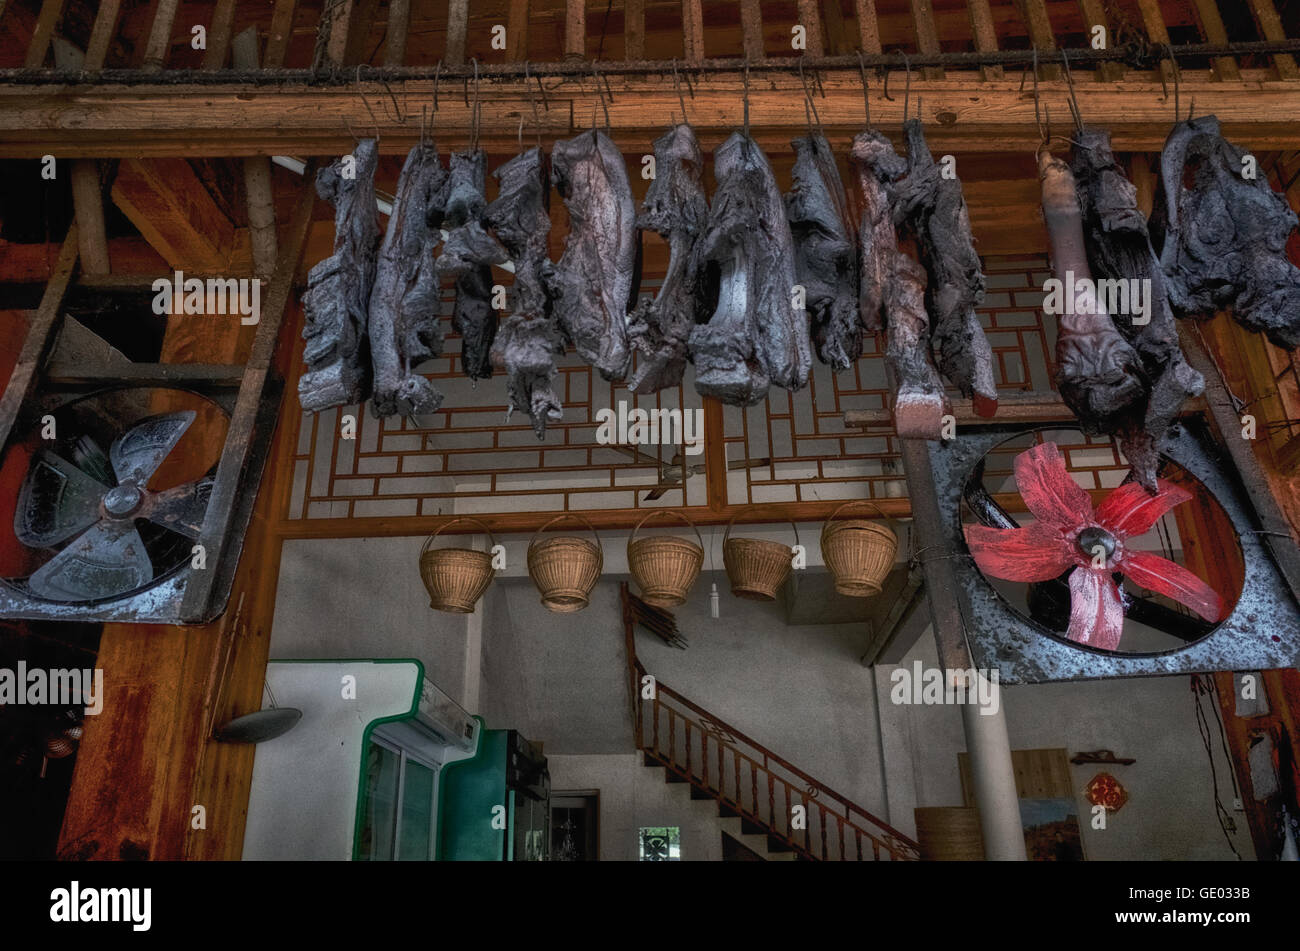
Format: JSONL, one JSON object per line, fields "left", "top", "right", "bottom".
{"left": 0, "top": 237, "right": 163, "bottom": 281}
{"left": 910, "top": 0, "right": 944, "bottom": 80}
{"left": 22, "top": 0, "right": 64, "bottom": 69}
{"left": 967, "top": 0, "right": 1004, "bottom": 81}
{"left": 9, "top": 76, "right": 1300, "bottom": 156}
{"left": 446, "top": 0, "right": 470, "bottom": 67}
{"left": 110, "top": 158, "right": 236, "bottom": 271}
{"left": 342, "top": 0, "right": 381, "bottom": 67}
{"left": 740, "top": 0, "right": 764, "bottom": 61}
{"left": 507, "top": 0, "right": 530, "bottom": 62}
{"left": 855, "top": 0, "right": 882, "bottom": 55}
{"left": 83, "top": 0, "right": 122, "bottom": 71}
{"left": 264, "top": 0, "right": 297, "bottom": 69}
{"left": 1190, "top": 0, "right": 1240, "bottom": 81}
{"left": 313, "top": 0, "right": 354, "bottom": 69}
{"left": 797, "top": 0, "right": 825, "bottom": 58}
{"left": 845, "top": 391, "right": 1207, "bottom": 428}
{"left": 1015, "top": 0, "right": 1061, "bottom": 79}
{"left": 822, "top": 0, "right": 849, "bottom": 56}
{"left": 1247, "top": 0, "right": 1299, "bottom": 80}
{"left": 142, "top": 0, "right": 180, "bottom": 72}
{"left": 1076, "top": 0, "right": 1124, "bottom": 81}
{"left": 625, "top": 0, "right": 645, "bottom": 60}
{"left": 1135, "top": 0, "right": 1175, "bottom": 83}
{"left": 202, "top": 0, "right": 238, "bottom": 70}
{"left": 565, "top": 0, "right": 586, "bottom": 59}
{"left": 703, "top": 397, "right": 727, "bottom": 511}
{"left": 69, "top": 162, "right": 109, "bottom": 275}
{"left": 233, "top": 28, "right": 278, "bottom": 280}
{"left": 682, "top": 0, "right": 705, "bottom": 65}
{"left": 385, "top": 0, "right": 411, "bottom": 67}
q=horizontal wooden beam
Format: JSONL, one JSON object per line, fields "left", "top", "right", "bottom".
{"left": 5, "top": 73, "right": 1300, "bottom": 156}
{"left": 845, "top": 392, "right": 1209, "bottom": 428}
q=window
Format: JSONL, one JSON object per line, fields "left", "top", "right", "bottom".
{"left": 358, "top": 737, "right": 438, "bottom": 861}
{"left": 639, "top": 826, "right": 681, "bottom": 861}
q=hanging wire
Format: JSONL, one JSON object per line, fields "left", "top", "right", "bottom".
{"left": 592, "top": 61, "right": 611, "bottom": 132}
{"left": 798, "top": 57, "right": 823, "bottom": 138}
{"left": 742, "top": 58, "right": 751, "bottom": 138}
{"left": 902, "top": 51, "right": 911, "bottom": 123}
{"left": 672, "top": 58, "right": 689, "bottom": 126}
{"left": 857, "top": 50, "right": 871, "bottom": 126}
{"left": 524, "top": 61, "right": 541, "bottom": 148}
{"left": 1061, "top": 48, "right": 1084, "bottom": 132}
{"left": 470, "top": 58, "right": 481, "bottom": 152}
{"left": 432, "top": 59, "right": 441, "bottom": 114}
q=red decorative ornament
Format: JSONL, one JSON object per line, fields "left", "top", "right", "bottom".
{"left": 963, "top": 441, "right": 1225, "bottom": 651}
{"left": 1085, "top": 772, "right": 1129, "bottom": 813}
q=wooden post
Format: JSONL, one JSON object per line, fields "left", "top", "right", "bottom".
{"left": 565, "top": 0, "right": 586, "bottom": 59}
{"left": 385, "top": 0, "right": 411, "bottom": 67}
{"left": 796, "top": 0, "right": 824, "bottom": 58}
{"left": 1191, "top": 0, "right": 1241, "bottom": 81}
{"left": 1135, "top": 0, "right": 1175, "bottom": 83}
{"left": 23, "top": 0, "right": 64, "bottom": 69}
{"left": 202, "top": 0, "right": 238, "bottom": 69}
{"left": 446, "top": 0, "right": 470, "bottom": 67}
{"left": 1016, "top": 0, "right": 1061, "bottom": 79}
{"left": 314, "top": 0, "right": 355, "bottom": 70}
{"left": 69, "top": 164, "right": 110, "bottom": 275}
{"left": 1247, "top": 0, "right": 1299, "bottom": 80}
{"left": 142, "top": 0, "right": 181, "bottom": 72}
{"left": 967, "top": 0, "right": 1004, "bottom": 81}
{"left": 910, "top": 0, "right": 943, "bottom": 80}
{"left": 83, "top": 0, "right": 122, "bottom": 71}
{"left": 507, "top": 0, "right": 530, "bottom": 62}
{"left": 854, "top": 0, "right": 882, "bottom": 56}
{"left": 233, "top": 28, "right": 278, "bottom": 279}
{"left": 682, "top": 0, "right": 705, "bottom": 65}
{"left": 704, "top": 398, "right": 727, "bottom": 511}
{"left": 1076, "top": 0, "right": 1125, "bottom": 81}
{"left": 264, "top": 0, "right": 297, "bottom": 69}
{"left": 625, "top": 0, "right": 645, "bottom": 60}
{"left": 740, "top": 0, "right": 764, "bottom": 61}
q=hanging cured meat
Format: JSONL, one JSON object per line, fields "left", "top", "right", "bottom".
{"left": 892, "top": 119, "right": 999, "bottom": 417}
{"left": 299, "top": 139, "right": 380, "bottom": 412}
{"left": 1071, "top": 128, "right": 1205, "bottom": 490}
{"left": 368, "top": 144, "right": 450, "bottom": 418}
{"left": 850, "top": 130, "right": 947, "bottom": 437}
{"left": 435, "top": 149, "right": 510, "bottom": 382}
{"left": 484, "top": 146, "right": 564, "bottom": 439}
{"left": 548, "top": 129, "right": 641, "bottom": 381}
{"left": 1039, "top": 150, "right": 1152, "bottom": 487}
{"left": 787, "top": 133, "right": 860, "bottom": 372}
{"left": 1154, "top": 115, "right": 1300, "bottom": 350}
{"left": 691, "top": 132, "right": 811, "bottom": 406}
{"left": 627, "top": 123, "right": 709, "bottom": 394}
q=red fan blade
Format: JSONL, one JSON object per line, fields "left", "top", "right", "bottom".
{"left": 1121, "top": 551, "right": 1225, "bottom": 623}
{"left": 1094, "top": 480, "right": 1192, "bottom": 539}
{"left": 1013, "top": 442, "right": 1093, "bottom": 531}
{"left": 1066, "top": 568, "right": 1125, "bottom": 650}
{"left": 964, "top": 523, "right": 1074, "bottom": 582}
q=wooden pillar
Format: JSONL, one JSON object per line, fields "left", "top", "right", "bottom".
{"left": 233, "top": 28, "right": 278, "bottom": 280}
{"left": 446, "top": 0, "right": 470, "bottom": 67}
{"left": 682, "top": 0, "right": 705, "bottom": 65}
{"left": 796, "top": 0, "right": 825, "bottom": 57}
{"left": 385, "top": 0, "right": 411, "bottom": 67}
{"left": 910, "top": 0, "right": 943, "bottom": 80}
{"left": 967, "top": 0, "right": 1004, "bottom": 81}
{"left": 142, "top": 0, "right": 181, "bottom": 72}
{"left": 854, "top": 0, "right": 881, "bottom": 56}
{"left": 565, "top": 0, "right": 586, "bottom": 59}
{"left": 740, "top": 0, "right": 764, "bottom": 61}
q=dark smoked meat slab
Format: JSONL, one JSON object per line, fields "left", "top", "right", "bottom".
{"left": 787, "top": 133, "right": 861, "bottom": 372}
{"left": 1154, "top": 115, "right": 1300, "bottom": 350}
{"left": 484, "top": 147, "right": 564, "bottom": 439}
{"left": 436, "top": 149, "right": 510, "bottom": 382}
{"left": 850, "top": 130, "right": 946, "bottom": 437}
{"left": 691, "top": 132, "right": 811, "bottom": 406}
{"left": 1071, "top": 128, "right": 1205, "bottom": 490}
{"left": 627, "top": 124, "right": 709, "bottom": 394}
{"left": 1039, "top": 150, "right": 1153, "bottom": 485}
{"left": 368, "top": 144, "right": 450, "bottom": 418}
{"left": 548, "top": 129, "right": 641, "bottom": 382}
{"left": 892, "top": 119, "right": 999, "bottom": 416}
{"left": 299, "top": 139, "right": 380, "bottom": 413}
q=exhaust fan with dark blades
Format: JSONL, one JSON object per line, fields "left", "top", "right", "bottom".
{"left": 13, "top": 412, "right": 213, "bottom": 603}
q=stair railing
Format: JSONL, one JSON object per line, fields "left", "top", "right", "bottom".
{"left": 622, "top": 585, "right": 920, "bottom": 861}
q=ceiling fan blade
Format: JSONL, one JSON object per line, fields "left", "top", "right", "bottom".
{"left": 15, "top": 450, "right": 110, "bottom": 548}
{"left": 27, "top": 520, "right": 154, "bottom": 602}
{"left": 110, "top": 411, "right": 196, "bottom": 486}
{"left": 643, "top": 488, "right": 669, "bottom": 501}
{"left": 727, "top": 456, "right": 772, "bottom": 471}
{"left": 146, "top": 477, "right": 214, "bottom": 539}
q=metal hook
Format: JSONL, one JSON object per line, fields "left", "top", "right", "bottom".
{"left": 1032, "top": 48, "right": 1045, "bottom": 145}
{"left": 902, "top": 52, "right": 911, "bottom": 124}
{"left": 524, "top": 61, "right": 541, "bottom": 148}
{"left": 672, "top": 59, "right": 689, "bottom": 126}
{"left": 1165, "top": 44, "right": 1183, "bottom": 124}
{"left": 592, "top": 61, "right": 610, "bottom": 132}
{"left": 470, "top": 58, "right": 481, "bottom": 151}
{"left": 743, "top": 59, "right": 751, "bottom": 139}
{"left": 798, "top": 58, "right": 822, "bottom": 137}
{"left": 1061, "top": 48, "right": 1083, "bottom": 132}
{"left": 882, "top": 62, "right": 893, "bottom": 102}
{"left": 433, "top": 60, "right": 441, "bottom": 114}
{"left": 857, "top": 50, "right": 871, "bottom": 126}
{"left": 355, "top": 64, "right": 381, "bottom": 140}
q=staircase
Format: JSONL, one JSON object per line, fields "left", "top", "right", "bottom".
{"left": 623, "top": 586, "right": 920, "bottom": 862}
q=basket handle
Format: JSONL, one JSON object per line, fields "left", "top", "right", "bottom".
{"left": 822, "top": 500, "right": 891, "bottom": 538}
{"left": 630, "top": 509, "right": 703, "bottom": 549}
{"left": 723, "top": 506, "right": 800, "bottom": 549}
{"left": 528, "top": 512, "right": 603, "bottom": 554}
{"left": 420, "top": 516, "right": 496, "bottom": 556}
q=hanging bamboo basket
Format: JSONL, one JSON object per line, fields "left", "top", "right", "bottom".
{"left": 419, "top": 517, "right": 496, "bottom": 614}
{"left": 627, "top": 510, "right": 704, "bottom": 608}
{"left": 527, "top": 513, "right": 604, "bottom": 613}
{"left": 723, "top": 508, "right": 797, "bottom": 602}
{"left": 820, "top": 500, "right": 897, "bottom": 597}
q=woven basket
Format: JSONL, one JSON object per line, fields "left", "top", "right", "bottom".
{"left": 723, "top": 509, "right": 796, "bottom": 602}
{"left": 627, "top": 510, "right": 704, "bottom": 608}
{"left": 419, "top": 517, "right": 496, "bottom": 614}
{"left": 527, "top": 513, "right": 604, "bottom": 613}
{"left": 820, "top": 500, "right": 897, "bottom": 597}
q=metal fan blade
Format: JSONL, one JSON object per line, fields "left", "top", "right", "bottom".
{"left": 146, "top": 477, "right": 214, "bottom": 539}
{"left": 27, "top": 520, "right": 154, "bottom": 602}
{"left": 110, "top": 411, "right": 196, "bottom": 486}
{"left": 15, "top": 450, "right": 110, "bottom": 548}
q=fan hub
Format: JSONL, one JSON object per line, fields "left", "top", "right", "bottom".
{"left": 1076, "top": 526, "right": 1117, "bottom": 560}
{"left": 103, "top": 484, "right": 145, "bottom": 518}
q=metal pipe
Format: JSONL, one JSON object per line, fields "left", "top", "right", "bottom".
{"left": 4, "top": 39, "right": 1300, "bottom": 85}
